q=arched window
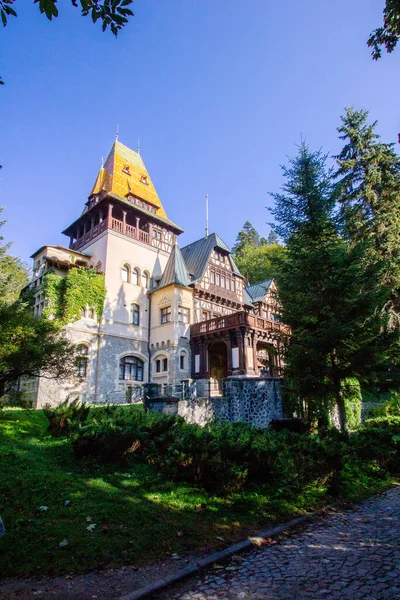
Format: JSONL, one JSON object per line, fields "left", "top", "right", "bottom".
{"left": 75, "top": 344, "right": 89, "bottom": 378}
{"left": 142, "top": 270, "right": 149, "bottom": 288}
{"left": 129, "top": 303, "right": 140, "bottom": 325}
{"left": 180, "top": 352, "right": 187, "bottom": 371}
{"left": 122, "top": 264, "right": 130, "bottom": 283}
{"left": 155, "top": 356, "right": 168, "bottom": 373}
{"left": 132, "top": 267, "right": 140, "bottom": 286}
{"left": 119, "top": 356, "right": 144, "bottom": 381}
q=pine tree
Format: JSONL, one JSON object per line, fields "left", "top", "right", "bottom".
{"left": 336, "top": 107, "right": 400, "bottom": 326}
{"left": 267, "top": 229, "right": 279, "bottom": 245}
{"left": 232, "top": 221, "right": 261, "bottom": 256}
{"left": 271, "top": 143, "right": 387, "bottom": 431}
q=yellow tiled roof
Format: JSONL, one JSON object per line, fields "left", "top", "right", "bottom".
{"left": 90, "top": 140, "right": 167, "bottom": 219}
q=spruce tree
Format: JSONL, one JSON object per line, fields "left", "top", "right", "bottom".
{"left": 336, "top": 107, "right": 400, "bottom": 327}
{"left": 271, "top": 143, "right": 386, "bottom": 431}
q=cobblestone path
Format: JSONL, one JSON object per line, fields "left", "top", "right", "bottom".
{"left": 161, "top": 486, "right": 400, "bottom": 600}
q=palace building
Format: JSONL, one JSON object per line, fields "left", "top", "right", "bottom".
{"left": 23, "top": 140, "right": 284, "bottom": 408}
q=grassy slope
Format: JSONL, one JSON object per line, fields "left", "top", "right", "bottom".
{"left": 0, "top": 408, "right": 391, "bottom": 578}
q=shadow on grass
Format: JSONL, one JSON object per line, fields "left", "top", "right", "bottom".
{"left": 0, "top": 409, "right": 309, "bottom": 579}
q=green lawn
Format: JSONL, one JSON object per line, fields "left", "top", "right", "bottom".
{"left": 0, "top": 408, "right": 392, "bottom": 578}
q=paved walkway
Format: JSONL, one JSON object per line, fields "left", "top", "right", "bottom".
{"left": 159, "top": 486, "right": 400, "bottom": 600}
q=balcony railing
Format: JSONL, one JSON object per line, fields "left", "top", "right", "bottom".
{"left": 191, "top": 311, "right": 288, "bottom": 336}
{"left": 71, "top": 216, "right": 149, "bottom": 250}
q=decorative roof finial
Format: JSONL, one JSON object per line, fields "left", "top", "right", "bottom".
{"left": 116, "top": 123, "right": 119, "bottom": 141}
{"left": 205, "top": 194, "right": 209, "bottom": 238}
{"left": 137, "top": 137, "right": 140, "bottom": 155}
{"left": 101, "top": 156, "right": 104, "bottom": 169}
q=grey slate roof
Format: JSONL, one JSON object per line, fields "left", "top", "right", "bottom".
{"left": 180, "top": 232, "right": 242, "bottom": 282}
{"left": 156, "top": 244, "right": 191, "bottom": 290}
{"left": 246, "top": 279, "right": 273, "bottom": 303}
{"left": 243, "top": 288, "right": 255, "bottom": 307}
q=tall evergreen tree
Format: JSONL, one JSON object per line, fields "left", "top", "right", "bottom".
{"left": 336, "top": 107, "right": 400, "bottom": 327}
{"left": 267, "top": 229, "right": 279, "bottom": 245}
{"left": 271, "top": 143, "right": 387, "bottom": 431}
{"left": 232, "top": 221, "right": 261, "bottom": 256}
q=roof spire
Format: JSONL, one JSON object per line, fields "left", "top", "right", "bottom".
{"left": 101, "top": 156, "right": 104, "bottom": 168}
{"left": 137, "top": 137, "right": 140, "bottom": 155}
{"left": 116, "top": 123, "right": 119, "bottom": 141}
{"left": 205, "top": 194, "right": 209, "bottom": 238}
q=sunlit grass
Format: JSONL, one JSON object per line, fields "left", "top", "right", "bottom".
{"left": 0, "top": 408, "right": 394, "bottom": 578}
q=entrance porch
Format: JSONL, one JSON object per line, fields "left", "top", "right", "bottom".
{"left": 190, "top": 311, "right": 286, "bottom": 382}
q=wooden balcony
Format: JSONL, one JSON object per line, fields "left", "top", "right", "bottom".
{"left": 191, "top": 311, "right": 288, "bottom": 337}
{"left": 71, "top": 215, "right": 149, "bottom": 250}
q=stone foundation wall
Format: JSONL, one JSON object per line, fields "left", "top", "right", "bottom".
{"left": 176, "top": 377, "right": 282, "bottom": 428}
{"left": 222, "top": 377, "right": 283, "bottom": 427}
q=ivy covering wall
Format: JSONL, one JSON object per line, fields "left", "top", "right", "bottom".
{"left": 42, "top": 268, "right": 106, "bottom": 325}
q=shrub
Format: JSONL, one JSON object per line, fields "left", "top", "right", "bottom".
{"left": 70, "top": 407, "right": 400, "bottom": 497}
{"left": 342, "top": 378, "right": 362, "bottom": 430}
{"left": 43, "top": 397, "right": 90, "bottom": 437}
{"left": 365, "top": 390, "right": 400, "bottom": 418}
{"left": 364, "top": 416, "right": 400, "bottom": 432}
{"left": 349, "top": 424, "right": 400, "bottom": 473}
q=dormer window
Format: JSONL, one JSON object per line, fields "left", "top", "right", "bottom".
{"left": 140, "top": 175, "right": 148, "bottom": 185}
{"left": 122, "top": 164, "right": 131, "bottom": 175}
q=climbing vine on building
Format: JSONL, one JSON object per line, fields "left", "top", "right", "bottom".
{"left": 42, "top": 268, "right": 106, "bottom": 325}
{"left": 42, "top": 273, "right": 64, "bottom": 320}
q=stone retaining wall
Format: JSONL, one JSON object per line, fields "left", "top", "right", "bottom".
{"left": 176, "top": 377, "right": 282, "bottom": 428}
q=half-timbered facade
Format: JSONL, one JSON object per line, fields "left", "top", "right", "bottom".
{"left": 24, "top": 140, "right": 284, "bottom": 407}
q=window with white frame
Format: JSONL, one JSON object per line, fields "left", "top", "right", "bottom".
{"left": 129, "top": 303, "right": 140, "bottom": 325}
{"left": 75, "top": 344, "right": 89, "bottom": 378}
{"left": 160, "top": 306, "right": 171, "bottom": 324}
{"left": 142, "top": 271, "right": 149, "bottom": 288}
{"left": 132, "top": 267, "right": 140, "bottom": 285}
{"left": 155, "top": 357, "right": 168, "bottom": 373}
{"left": 122, "top": 264, "right": 130, "bottom": 283}
{"left": 178, "top": 305, "right": 190, "bottom": 324}
{"left": 153, "top": 229, "right": 162, "bottom": 241}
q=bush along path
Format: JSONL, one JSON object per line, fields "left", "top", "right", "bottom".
{"left": 156, "top": 484, "right": 400, "bottom": 600}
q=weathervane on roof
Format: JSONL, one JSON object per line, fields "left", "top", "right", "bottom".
{"left": 137, "top": 137, "right": 140, "bottom": 155}
{"left": 205, "top": 194, "right": 209, "bottom": 238}
{"left": 116, "top": 124, "right": 119, "bottom": 141}
{"left": 101, "top": 156, "right": 104, "bottom": 169}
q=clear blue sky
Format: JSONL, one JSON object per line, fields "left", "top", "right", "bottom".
{"left": 1, "top": 0, "right": 399, "bottom": 264}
